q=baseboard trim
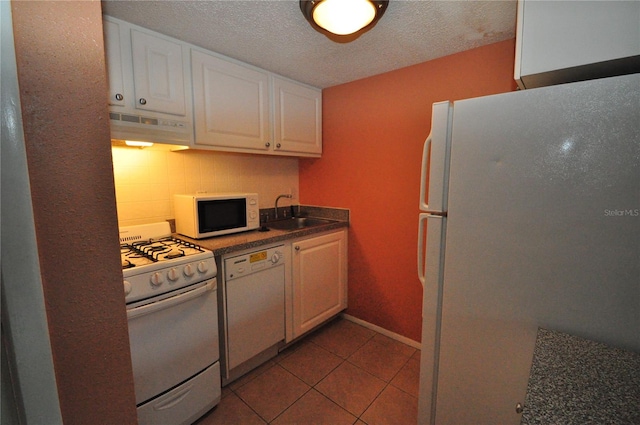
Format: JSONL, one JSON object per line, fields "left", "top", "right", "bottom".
{"left": 341, "top": 313, "right": 421, "bottom": 350}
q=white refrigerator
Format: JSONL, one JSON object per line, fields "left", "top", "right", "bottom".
{"left": 417, "top": 73, "right": 639, "bottom": 424}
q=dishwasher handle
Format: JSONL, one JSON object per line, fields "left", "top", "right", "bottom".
{"left": 127, "top": 279, "right": 216, "bottom": 320}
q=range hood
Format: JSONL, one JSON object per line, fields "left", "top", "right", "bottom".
{"left": 109, "top": 111, "right": 193, "bottom": 146}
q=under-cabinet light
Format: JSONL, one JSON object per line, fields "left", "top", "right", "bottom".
{"left": 125, "top": 140, "right": 154, "bottom": 148}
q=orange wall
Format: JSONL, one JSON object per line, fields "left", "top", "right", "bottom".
{"left": 300, "top": 40, "right": 518, "bottom": 342}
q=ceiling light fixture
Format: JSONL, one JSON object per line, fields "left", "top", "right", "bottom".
{"left": 300, "top": 0, "right": 389, "bottom": 43}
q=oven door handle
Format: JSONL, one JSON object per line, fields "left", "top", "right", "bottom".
{"left": 127, "top": 279, "right": 216, "bottom": 320}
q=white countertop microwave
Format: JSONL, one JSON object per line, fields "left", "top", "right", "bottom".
{"left": 174, "top": 193, "right": 259, "bottom": 239}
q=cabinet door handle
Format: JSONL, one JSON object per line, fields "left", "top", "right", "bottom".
{"left": 295, "top": 246, "right": 300, "bottom": 251}
{"left": 276, "top": 143, "right": 282, "bottom": 149}
{"left": 115, "top": 93, "right": 123, "bottom": 101}
{"left": 265, "top": 142, "right": 271, "bottom": 148}
{"left": 139, "top": 98, "right": 147, "bottom": 105}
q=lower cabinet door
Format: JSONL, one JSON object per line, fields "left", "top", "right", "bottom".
{"left": 291, "top": 230, "right": 347, "bottom": 339}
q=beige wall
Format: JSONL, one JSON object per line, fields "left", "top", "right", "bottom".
{"left": 112, "top": 146, "right": 299, "bottom": 226}
{"left": 11, "top": 1, "right": 137, "bottom": 424}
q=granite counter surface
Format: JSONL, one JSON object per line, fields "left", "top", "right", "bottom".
{"left": 521, "top": 328, "right": 640, "bottom": 425}
{"left": 173, "top": 205, "right": 349, "bottom": 256}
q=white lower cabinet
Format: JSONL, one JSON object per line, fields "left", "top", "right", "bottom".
{"left": 287, "top": 229, "right": 348, "bottom": 341}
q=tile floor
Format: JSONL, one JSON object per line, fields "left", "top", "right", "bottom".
{"left": 195, "top": 317, "right": 420, "bottom": 425}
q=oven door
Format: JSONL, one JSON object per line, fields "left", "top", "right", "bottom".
{"left": 127, "top": 279, "right": 219, "bottom": 405}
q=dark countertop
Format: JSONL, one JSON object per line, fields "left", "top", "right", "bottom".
{"left": 174, "top": 205, "right": 349, "bottom": 256}
{"left": 521, "top": 328, "right": 640, "bottom": 425}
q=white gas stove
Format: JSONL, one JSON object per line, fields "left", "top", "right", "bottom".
{"left": 119, "top": 222, "right": 221, "bottom": 424}
{"left": 119, "top": 222, "right": 216, "bottom": 304}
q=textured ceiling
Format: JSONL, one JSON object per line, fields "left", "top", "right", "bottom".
{"left": 101, "top": 0, "right": 518, "bottom": 89}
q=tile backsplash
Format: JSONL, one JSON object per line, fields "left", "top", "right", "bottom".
{"left": 111, "top": 145, "right": 299, "bottom": 227}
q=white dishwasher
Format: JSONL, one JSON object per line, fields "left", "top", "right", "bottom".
{"left": 221, "top": 244, "right": 287, "bottom": 383}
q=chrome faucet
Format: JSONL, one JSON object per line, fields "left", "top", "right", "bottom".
{"left": 274, "top": 194, "right": 293, "bottom": 219}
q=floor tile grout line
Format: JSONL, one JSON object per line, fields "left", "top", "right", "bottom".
{"left": 220, "top": 318, "right": 419, "bottom": 424}
{"left": 303, "top": 348, "right": 388, "bottom": 422}
{"left": 281, "top": 341, "right": 354, "bottom": 420}
{"left": 281, "top": 345, "right": 344, "bottom": 388}
{"left": 230, "top": 389, "right": 268, "bottom": 424}
{"left": 233, "top": 363, "right": 312, "bottom": 424}
{"left": 272, "top": 337, "right": 384, "bottom": 423}
{"left": 266, "top": 385, "right": 315, "bottom": 424}
{"left": 271, "top": 387, "right": 358, "bottom": 425}
{"left": 385, "top": 351, "right": 416, "bottom": 383}
{"left": 305, "top": 327, "right": 419, "bottom": 422}
{"left": 227, "top": 360, "right": 276, "bottom": 393}
{"left": 308, "top": 359, "right": 376, "bottom": 424}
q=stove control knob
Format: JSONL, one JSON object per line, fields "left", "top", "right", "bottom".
{"left": 167, "top": 267, "right": 179, "bottom": 282}
{"left": 197, "top": 261, "right": 209, "bottom": 274}
{"left": 150, "top": 272, "right": 164, "bottom": 286}
{"left": 123, "top": 280, "right": 132, "bottom": 296}
{"left": 271, "top": 252, "right": 281, "bottom": 264}
{"left": 183, "top": 264, "right": 195, "bottom": 277}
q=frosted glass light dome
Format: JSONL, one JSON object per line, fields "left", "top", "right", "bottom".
{"left": 300, "top": 0, "right": 389, "bottom": 43}
{"left": 312, "top": 0, "right": 376, "bottom": 35}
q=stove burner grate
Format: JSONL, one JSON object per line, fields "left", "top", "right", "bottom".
{"left": 120, "top": 237, "right": 206, "bottom": 269}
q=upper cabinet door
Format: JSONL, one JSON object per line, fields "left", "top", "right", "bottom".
{"left": 103, "top": 19, "right": 128, "bottom": 108}
{"left": 131, "top": 29, "right": 187, "bottom": 116}
{"left": 273, "top": 77, "right": 322, "bottom": 156}
{"left": 191, "top": 50, "right": 271, "bottom": 151}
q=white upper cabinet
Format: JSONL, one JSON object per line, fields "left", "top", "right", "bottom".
{"left": 103, "top": 17, "right": 193, "bottom": 145}
{"left": 515, "top": 0, "right": 640, "bottom": 89}
{"left": 103, "top": 16, "right": 321, "bottom": 155}
{"left": 103, "top": 17, "right": 189, "bottom": 117}
{"left": 273, "top": 77, "right": 322, "bottom": 156}
{"left": 191, "top": 49, "right": 322, "bottom": 157}
{"left": 191, "top": 50, "right": 271, "bottom": 151}
{"left": 104, "top": 19, "right": 126, "bottom": 108}
{"left": 131, "top": 30, "right": 187, "bottom": 116}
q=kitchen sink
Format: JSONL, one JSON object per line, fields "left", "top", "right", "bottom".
{"left": 266, "top": 217, "right": 336, "bottom": 231}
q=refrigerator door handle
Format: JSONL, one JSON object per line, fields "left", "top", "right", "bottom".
{"left": 418, "top": 213, "right": 447, "bottom": 288}
{"left": 419, "top": 101, "right": 453, "bottom": 212}
{"left": 419, "top": 134, "right": 433, "bottom": 211}
{"left": 417, "top": 213, "right": 446, "bottom": 425}
{"left": 418, "top": 213, "right": 428, "bottom": 286}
